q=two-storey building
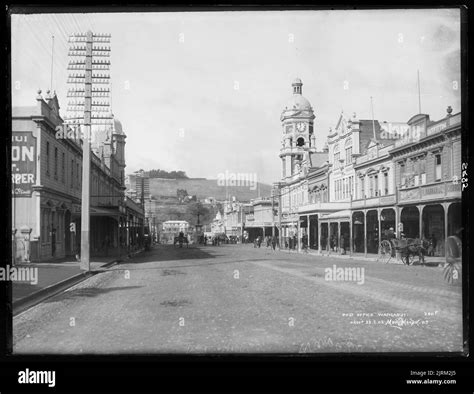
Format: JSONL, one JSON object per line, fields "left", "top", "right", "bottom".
{"left": 389, "top": 107, "right": 462, "bottom": 256}
{"left": 12, "top": 90, "right": 131, "bottom": 262}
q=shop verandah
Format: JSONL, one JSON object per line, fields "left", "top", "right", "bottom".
{"left": 70, "top": 209, "right": 145, "bottom": 258}
{"left": 294, "top": 201, "right": 461, "bottom": 257}
{"left": 244, "top": 224, "right": 279, "bottom": 243}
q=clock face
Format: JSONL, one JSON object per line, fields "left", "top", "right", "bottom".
{"left": 297, "top": 122, "right": 306, "bottom": 132}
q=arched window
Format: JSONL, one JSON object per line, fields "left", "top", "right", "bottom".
{"left": 333, "top": 143, "right": 340, "bottom": 166}
{"left": 296, "top": 137, "right": 305, "bottom": 147}
{"left": 344, "top": 138, "right": 353, "bottom": 165}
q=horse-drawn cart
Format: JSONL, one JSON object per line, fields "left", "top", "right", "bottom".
{"left": 378, "top": 238, "right": 427, "bottom": 265}
{"left": 174, "top": 233, "right": 189, "bottom": 248}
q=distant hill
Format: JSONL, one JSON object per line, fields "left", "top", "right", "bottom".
{"left": 149, "top": 178, "right": 272, "bottom": 201}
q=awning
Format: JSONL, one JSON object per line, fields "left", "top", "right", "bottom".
{"left": 319, "top": 209, "right": 351, "bottom": 221}
{"left": 72, "top": 206, "right": 122, "bottom": 218}
{"left": 90, "top": 207, "right": 121, "bottom": 217}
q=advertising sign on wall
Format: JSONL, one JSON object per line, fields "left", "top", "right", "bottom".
{"left": 12, "top": 132, "right": 37, "bottom": 197}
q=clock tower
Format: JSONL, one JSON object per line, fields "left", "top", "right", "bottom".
{"left": 280, "top": 78, "right": 316, "bottom": 180}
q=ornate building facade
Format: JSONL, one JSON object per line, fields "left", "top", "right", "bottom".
{"left": 11, "top": 90, "right": 141, "bottom": 262}
{"left": 276, "top": 78, "right": 462, "bottom": 257}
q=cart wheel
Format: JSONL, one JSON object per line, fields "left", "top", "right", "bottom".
{"left": 407, "top": 252, "right": 416, "bottom": 266}
{"left": 377, "top": 240, "right": 392, "bottom": 263}
{"left": 443, "top": 262, "right": 461, "bottom": 285}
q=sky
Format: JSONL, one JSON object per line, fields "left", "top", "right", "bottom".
{"left": 11, "top": 9, "right": 461, "bottom": 184}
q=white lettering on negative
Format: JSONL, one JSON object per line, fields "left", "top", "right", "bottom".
{"left": 18, "top": 368, "right": 56, "bottom": 387}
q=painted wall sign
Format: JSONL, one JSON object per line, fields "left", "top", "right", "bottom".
{"left": 12, "top": 132, "right": 37, "bottom": 197}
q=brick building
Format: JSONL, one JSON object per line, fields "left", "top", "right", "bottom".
{"left": 11, "top": 90, "right": 139, "bottom": 262}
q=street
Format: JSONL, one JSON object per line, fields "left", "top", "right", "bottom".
{"left": 13, "top": 244, "right": 463, "bottom": 354}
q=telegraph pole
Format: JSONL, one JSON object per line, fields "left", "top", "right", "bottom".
{"left": 370, "top": 96, "right": 377, "bottom": 141}
{"left": 417, "top": 70, "right": 422, "bottom": 114}
{"left": 277, "top": 183, "right": 282, "bottom": 249}
{"left": 66, "top": 31, "right": 111, "bottom": 271}
{"left": 80, "top": 31, "right": 93, "bottom": 271}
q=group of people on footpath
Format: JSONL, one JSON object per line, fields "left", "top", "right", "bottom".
{"left": 253, "top": 235, "right": 278, "bottom": 250}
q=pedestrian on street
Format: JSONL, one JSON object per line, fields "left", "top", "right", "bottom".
{"left": 104, "top": 235, "right": 110, "bottom": 256}
{"left": 271, "top": 236, "right": 277, "bottom": 251}
{"left": 340, "top": 234, "right": 345, "bottom": 255}
{"left": 51, "top": 228, "right": 56, "bottom": 257}
{"left": 429, "top": 233, "right": 437, "bottom": 256}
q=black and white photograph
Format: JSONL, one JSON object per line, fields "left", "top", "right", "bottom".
{"left": 8, "top": 6, "right": 466, "bottom": 364}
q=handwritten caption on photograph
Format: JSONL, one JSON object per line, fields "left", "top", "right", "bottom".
{"left": 342, "top": 311, "right": 437, "bottom": 330}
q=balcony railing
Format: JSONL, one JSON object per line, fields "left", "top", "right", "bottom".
{"left": 298, "top": 201, "right": 350, "bottom": 213}
{"left": 394, "top": 113, "right": 461, "bottom": 148}
{"left": 279, "top": 146, "right": 315, "bottom": 156}
{"left": 351, "top": 193, "right": 396, "bottom": 209}
{"left": 398, "top": 180, "right": 461, "bottom": 203}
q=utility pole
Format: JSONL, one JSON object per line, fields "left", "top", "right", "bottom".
{"left": 277, "top": 183, "right": 282, "bottom": 249}
{"left": 370, "top": 96, "right": 377, "bottom": 141}
{"left": 417, "top": 70, "right": 422, "bottom": 114}
{"left": 50, "top": 35, "right": 54, "bottom": 92}
{"left": 80, "top": 31, "right": 92, "bottom": 271}
{"left": 271, "top": 191, "right": 275, "bottom": 238}
{"left": 66, "top": 31, "right": 111, "bottom": 271}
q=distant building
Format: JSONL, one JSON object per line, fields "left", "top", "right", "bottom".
{"left": 161, "top": 220, "right": 189, "bottom": 244}
{"left": 211, "top": 211, "right": 225, "bottom": 235}
{"left": 243, "top": 197, "right": 278, "bottom": 241}
{"left": 128, "top": 170, "right": 150, "bottom": 202}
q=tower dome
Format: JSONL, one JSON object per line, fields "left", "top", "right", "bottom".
{"left": 111, "top": 115, "right": 126, "bottom": 137}
{"left": 281, "top": 78, "right": 314, "bottom": 121}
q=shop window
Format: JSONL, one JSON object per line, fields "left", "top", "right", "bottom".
{"left": 54, "top": 147, "right": 58, "bottom": 178}
{"left": 61, "top": 152, "right": 65, "bottom": 183}
{"left": 76, "top": 162, "right": 80, "bottom": 188}
{"left": 400, "top": 162, "right": 405, "bottom": 187}
{"left": 435, "top": 154, "right": 442, "bottom": 181}
{"left": 46, "top": 142, "right": 50, "bottom": 176}
{"left": 420, "top": 158, "right": 426, "bottom": 185}
{"left": 345, "top": 147, "right": 352, "bottom": 165}
{"left": 71, "top": 159, "right": 74, "bottom": 188}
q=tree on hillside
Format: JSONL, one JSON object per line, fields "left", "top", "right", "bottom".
{"left": 185, "top": 201, "right": 213, "bottom": 225}
{"left": 147, "top": 169, "right": 189, "bottom": 179}
{"left": 177, "top": 189, "right": 189, "bottom": 203}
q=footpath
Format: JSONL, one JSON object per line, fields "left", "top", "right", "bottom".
{"left": 12, "top": 248, "right": 145, "bottom": 315}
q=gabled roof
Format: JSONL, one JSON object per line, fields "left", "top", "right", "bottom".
{"left": 358, "top": 120, "right": 396, "bottom": 154}
{"left": 309, "top": 151, "right": 329, "bottom": 168}
{"left": 407, "top": 113, "right": 430, "bottom": 125}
